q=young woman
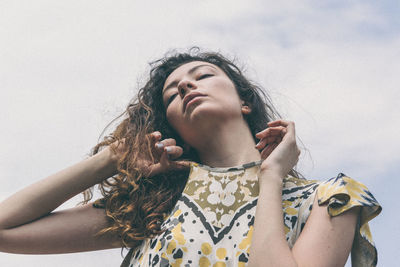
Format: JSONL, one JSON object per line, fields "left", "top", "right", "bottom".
{"left": 0, "top": 49, "right": 381, "bottom": 266}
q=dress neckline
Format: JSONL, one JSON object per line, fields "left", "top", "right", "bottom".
{"left": 190, "top": 160, "right": 263, "bottom": 173}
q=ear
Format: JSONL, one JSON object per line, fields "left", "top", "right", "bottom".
{"left": 241, "top": 101, "right": 252, "bottom": 115}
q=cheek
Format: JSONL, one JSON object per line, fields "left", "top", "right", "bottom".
{"left": 165, "top": 107, "right": 174, "bottom": 123}
{"left": 212, "top": 77, "right": 237, "bottom": 94}
{"left": 165, "top": 105, "right": 183, "bottom": 127}
{"left": 213, "top": 81, "right": 241, "bottom": 105}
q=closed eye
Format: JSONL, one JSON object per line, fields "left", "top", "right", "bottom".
{"left": 166, "top": 93, "right": 178, "bottom": 106}
{"left": 198, "top": 74, "right": 213, "bottom": 80}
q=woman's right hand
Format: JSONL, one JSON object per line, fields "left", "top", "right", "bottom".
{"left": 107, "top": 131, "right": 191, "bottom": 177}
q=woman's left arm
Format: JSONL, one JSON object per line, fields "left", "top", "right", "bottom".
{"left": 249, "top": 120, "right": 360, "bottom": 267}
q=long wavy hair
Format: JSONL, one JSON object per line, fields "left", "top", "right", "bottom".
{"left": 83, "top": 47, "right": 304, "bottom": 250}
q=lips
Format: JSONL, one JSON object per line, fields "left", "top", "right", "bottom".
{"left": 183, "top": 92, "right": 206, "bottom": 112}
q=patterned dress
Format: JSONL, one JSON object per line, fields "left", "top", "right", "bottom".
{"left": 100, "top": 160, "right": 381, "bottom": 267}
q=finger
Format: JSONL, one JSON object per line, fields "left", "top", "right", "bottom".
{"left": 255, "top": 135, "right": 283, "bottom": 150}
{"left": 148, "top": 157, "right": 191, "bottom": 177}
{"left": 145, "top": 162, "right": 162, "bottom": 177}
{"left": 155, "top": 138, "right": 177, "bottom": 152}
{"left": 255, "top": 126, "right": 285, "bottom": 139}
{"left": 281, "top": 128, "right": 287, "bottom": 137}
{"left": 149, "top": 131, "right": 162, "bottom": 141}
{"left": 260, "top": 144, "right": 274, "bottom": 159}
{"left": 164, "top": 145, "right": 183, "bottom": 160}
{"left": 267, "top": 119, "right": 291, "bottom": 127}
{"left": 269, "top": 121, "right": 297, "bottom": 141}
{"left": 255, "top": 138, "right": 268, "bottom": 150}
{"left": 260, "top": 143, "right": 278, "bottom": 159}
{"left": 286, "top": 122, "right": 296, "bottom": 136}
{"left": 268, "top": 120, "right": 295, "bottom": 134}
{"left": 169, "top": 160, "right": 191, "bottom": 171}
{"left": 255, "top": 128, "right": 284, "bottom": 145}
{"left": 158, "top": 145, "right": 184, "bottom": 167}
{"left": 255, "top": 137, "right": 274, "bottom": 150}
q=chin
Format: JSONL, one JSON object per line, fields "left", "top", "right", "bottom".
{"left": 188, "top": 104, "right": 237, "bottom": 121}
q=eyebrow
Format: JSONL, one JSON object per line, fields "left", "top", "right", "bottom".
{"left": 162, "top": 64, "right": 217, "bottom": 94}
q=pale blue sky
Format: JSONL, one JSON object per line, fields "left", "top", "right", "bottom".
{"left": 1, "top": 1, "right": 398, "bottom": 266}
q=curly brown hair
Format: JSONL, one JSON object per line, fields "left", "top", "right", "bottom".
{"left": 83, "top": 47, "right": 305, "bottom": 251}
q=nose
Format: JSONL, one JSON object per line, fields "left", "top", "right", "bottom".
{"left": 178, "top": 79, "right": 197, "bottom": 98}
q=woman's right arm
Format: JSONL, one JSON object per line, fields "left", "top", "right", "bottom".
{"left": 0, "top": 131, "right": 188, "bottom": 254}
{"left": 0, "top": 147, "right": 122, "bottom": 254}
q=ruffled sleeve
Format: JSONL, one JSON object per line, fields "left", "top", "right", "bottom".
{"left": 317, "top": 173, "right": 382, "bottom": 267}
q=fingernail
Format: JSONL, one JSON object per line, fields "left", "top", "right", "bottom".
{"left": 156, "top": 143, "right": 164, "bottom": 149}
{"left": 165, "top": 147, "right": 172, "bottom": 153}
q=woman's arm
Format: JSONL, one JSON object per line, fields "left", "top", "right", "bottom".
{"left": 0, "top": 203, "right": 122, "bottom": 254}
{"left": 249, "top": 171, "right": 359, "bottom": 267}
{"left": 250, "top": 120, "right": 359, "bottom": 266}
{"left": 0, "top": 148, "right": 122, "bottom": 254}
{"left": 248, "top": 173, "right": 297, "bottom": 267}
{"left": 291, "top": 191, "right": 360, "bottom": 266}
{"left": 0, "top": 131, "right": 188, "bottom": 254}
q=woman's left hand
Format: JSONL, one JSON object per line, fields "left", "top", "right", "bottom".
{"left": 255, "top": 119, "right": 301, "bottom": 179}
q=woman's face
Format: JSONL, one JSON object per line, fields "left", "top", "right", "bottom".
{"left": 162, "top": 61, "right": 245, "bottom": 144}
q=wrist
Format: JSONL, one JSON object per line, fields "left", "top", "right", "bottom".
{"left": 260, "top": 164, "right": 289, "bottom": 179}
{"left": 258, "top": 170, "right": 285, "bottom": 189}
{"left": 92, "top": 148, "right": 119, "bottom": 180}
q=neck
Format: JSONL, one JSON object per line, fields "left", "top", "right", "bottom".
{"left": 191, "top": 119, "right": 261, "bottom": 168}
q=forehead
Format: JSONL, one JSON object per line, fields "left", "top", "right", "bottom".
{"left": 163, "top": 61, "right": 220, "bottom": 88}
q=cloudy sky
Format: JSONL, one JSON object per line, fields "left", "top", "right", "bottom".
{"left": 1, "top": 0, "right": 398, "bottom": 266}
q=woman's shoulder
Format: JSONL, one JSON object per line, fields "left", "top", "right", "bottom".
{"left": 283, "top": 173, "right": 380, "bottom": 210}
{"left": 284, "top": 173, "right": 381, "bottom": 265}
{"left": 282, "top": 172, "right": 381, "bottom": 226}
{"left": 315, "top": 172, "right": 381, "bottom": 217}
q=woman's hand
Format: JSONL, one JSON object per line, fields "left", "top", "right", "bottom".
{"left": 255, "top": 120, "right": 300, "bottom": 179}
{"left": 107, "top": 131, "right": 190, "bottom": 177}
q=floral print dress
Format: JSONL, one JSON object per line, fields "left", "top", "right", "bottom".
{"left": 106, "top": 160, "right": 381, "bottom": 267}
